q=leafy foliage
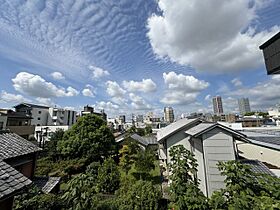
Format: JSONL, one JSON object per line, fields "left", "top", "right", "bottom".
{"left": 116, "top": 180, "right": 162, "bottom": 210}
{"left": 209, "top": 161, "right": 280, "bottom": 209}
{"left": 168, "top": 145, "right": 208, "bottom": 210}
{"left": 14, "top": 186, "right": 64, "bottom": 210}
{"left": 119, "top": 141, "right": 141, "bottom": 174}
{"left": 96, "top": 158, "right": 120, "bottom": 194}
{"left": 46, "top": 128, "right": 64, "bottom": 160}
{"left": 57, "top": 114, "right": 117, "bottom": 161}
{"left": 134, "top": 148, "right": 156, "bottom": 180}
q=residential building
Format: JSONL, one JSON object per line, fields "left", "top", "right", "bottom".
{"left": 14, "top": 103, "right": 50, "bottom": 126}
{"left": 157, "top": 118, "right": 275, "bottom": 197}
{"left": 225, "top": 113, "right": 238, "bottom": 123}
{"left": 259, "top": 31, "right": 280, "bottom": 75}
{"left": 118, "top": 115, "right": 126, "bottom": 124}
{"left": 81, "top": 105, "right": 107, "bottom": 121}
{"left": 48, "top": 107, "right": 76, "bottom": 126}
{"left": 236, "top": 116, "right": 264, "bottom": 127}
{"left": 212, "top": 96, "right": 224, "bottom": 114}
{"left": 0, "top": 131, "right": 41, "bottom": 210}
{"left": 238, "top": 98, "right": 251, "bottom": 115}
{"left": 0, "top": 109, "right": 35, "bottom": 139}
{"left": 164, "top": 107, "right": 174, "bottom": 123}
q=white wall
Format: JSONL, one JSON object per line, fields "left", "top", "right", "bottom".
{"left": 31, "top": 107, "right": 49, "bottom": 126}
{"left": 0, "top": 115, "right": 7, "bottom": 129}
{"left": 236, "top": 140, "right": 280, "bottom": 167}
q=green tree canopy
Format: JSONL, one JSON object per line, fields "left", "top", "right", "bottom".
{"left": 96, "top": 158, "right": 120, "bottom": 194}
{"left": 168, "top": 145, "right": 208, "bottom": 210}
{"left": 57, "top": 114, "right": 117, "bottom": 161}
{"left": 209, "top": 161, "right": 280, "bottom": 209}
{"left": 134, "top": 148, "right": 156, "bottom": 180}
{"left": 116, "top": 180, "right": 162, "bottom": 210}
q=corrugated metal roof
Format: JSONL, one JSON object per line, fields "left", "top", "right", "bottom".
{"left": 241, "top": 159, "right": 275, "bottom": 176}
{"left": 157, "top": 118, "right": 200, "bottom": 142}
{"left": 33, "top": 177, "right": 61, "bottom": 193}
{"left": 0, "top": 160, "right": 32, "bottom": 200}
{"left": 185, "top": 123, "right": 215, "bottom": 136}
{"left": 240, "top": 131, "right": 280, "bottom": 151}
{"left": 0, "top": 132, "right": 42, "bottom": 160}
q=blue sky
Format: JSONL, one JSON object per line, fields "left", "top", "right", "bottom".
{"left": 0, "top": 0, "right": 279, "bottom": 117}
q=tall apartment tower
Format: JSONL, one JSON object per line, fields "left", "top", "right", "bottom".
{"left": 164, "top": 107, "right": 174, "bottom": 123}
{"left": 212, "top": 96, "right": 224, "bottom": 114}
{"left": 238, "top": 98, "right": 251, "bottom": 115}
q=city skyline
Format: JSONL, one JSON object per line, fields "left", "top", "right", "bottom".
{"left": 0, "top": 1, "right": 280, "bottom": 117}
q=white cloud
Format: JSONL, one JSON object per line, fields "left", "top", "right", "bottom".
{"left": 129, "top": 93, "right": 152, "bottom": 110}
{"left": 12, "top": 72, "right": 79, "bottom": 98}
{"left": 36, "top": 97, "right": 54, "bottom": 106}
{"left": 0, "top": 91, "right": 31, "bottom": 103}
{"left": 231, "top": 78, "right": 243, "bottom": 87}
{"left": 90, "top": 66, "right": 110, "bottom": 79}
{"left": 122, "top": 79, "right": 157, "bottom": 93}
{"left": 161, "top": 72, "right": 209, "bottom": 105}
{"left": 82, "top": 85, "right": 95, "bottom": 98}
{"left": 106, "top": 81, "right": 127, "bottom": 105}
{"left": 51, "top": 72, "right": 65, "bottom": 80}
{"left": 147, "top": 0, "right": 279, "bottom": 72}
{"left": 204, "top": 94, "right": 211, "bottom": 101}
{"left": 94, "top": 101, "right": 121, "bottom": 116}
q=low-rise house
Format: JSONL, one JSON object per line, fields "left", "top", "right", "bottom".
{"left": 157, "top": 119, "right": 276, "bottom": 197}
{"left": 0, "top": 131, "right": 41, "bottom": 209}
{"left": 116, "top": 133, "right": 158, "bottom": 150}
{"left": 0, "top": 131, "right": 60, "bottom": 209}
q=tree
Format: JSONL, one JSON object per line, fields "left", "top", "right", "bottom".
{"left": 119, "top": 141, "right": 141, "bottom": 174}
{"left": 46, "top": 129, "right": 64, "bottom": 160}
{"left": 14, "top": 186, "right": 64, "bottom": 210}
{"left": 168, "top": 145, "right": 208, "bottom": 210}
{"left": 209, "top": 161, "right": 280, "bottom": 209}
{"left": 134, "top": 148, "right": 156, "bottom": 180}
{"left": 116, "top": 180, "right": 162, "bottom": 210}
{"left": 96, "top": 158, "right": 120, "bottom": 194}
{"left": 62, "top": 173, "right": 97, "bottom": 210}
{"left": 57, "top": 114, "right": 117, "bottom": 161}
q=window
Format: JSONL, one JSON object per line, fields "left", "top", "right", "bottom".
{"left": 37, "top": 117, "right": 41, "bottom": 120}
{"left": 38, "top": 111, "right": 41, "bottom": 114}
{"left": 0, "top": 122, "right": 3, "bottom": 130}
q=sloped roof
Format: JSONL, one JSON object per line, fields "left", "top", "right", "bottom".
{"left": 33, "top": 177, "right": 61, "bottom": 193}
{"left": 157, "top": 118, "right": 200, "bottom": 142}
{"left": 240, "top": 131, "right": 280, "bottom": 151}
{"left": 0, "top": 132, "right": 42, "bottom": 160}
{"left": 0, "top": 161, "right": 32, "bottom": 200}
{"left": 116, "top": 133, "right": 157, "bottom": 146}
{"left": 241, "top": 159, "right": 275, "bottom": 176}
{"left": 14, "top": 103, "right": 49, "bottom": 109}
{"left": 185, "top": 122, "right": 247, "bottom": 139}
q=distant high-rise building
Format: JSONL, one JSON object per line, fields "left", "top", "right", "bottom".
{"left": 164, "top": 107, "right": 174, "bottom": 123}
{"left": 238, "top": 98, "right": 251, "bottom": 115}
{"left": 212, "top": 96, "right": 224, "bottom": 114}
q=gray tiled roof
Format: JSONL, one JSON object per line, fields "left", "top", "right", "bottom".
{"left": 33, "top": 177, "right": 61, "bottom": 193}
{"left": 241, "top": 159, "right": 275, "bottom": 176}
{"left": 130, "top": 134, "right": 158, "bottom": 146}
{"left": 0, "top": 132, "right": 42, "bottom": 160}
{"left": 0, "top": 160, "right": 32, "bottom": 200}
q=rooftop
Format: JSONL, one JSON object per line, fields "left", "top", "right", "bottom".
{"left": 157, "top": 118, "right": 200, "bottom": 142}
{"left": 0, "top": 132, "right": 42, "bottom": 160}
{"left": 241, "top": 159, "right": 275, "bottom": 176}
{"left": 259, "top": 31, "right": 280, "bottom": 49}
{"left": 33, "top": 177, "right": 61, "bottom": 193}
{"left": 0, "top": 160, "right": 32, "bottom": 200}
{"left": 14, "top": 103, "right": 50, "bottom": 109}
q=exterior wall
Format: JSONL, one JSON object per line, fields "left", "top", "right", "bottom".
{"left": 236, "top": 140, "right": 280, "bottom": 167}
{"left": 0, "top": 196, "right": 14, "bottom": 210}
{"left": 202, "top": 128, "right": 236, "bottom": 196}
{"left": 0, "top": 115, "right": 7, "bottom": 130}
{"left": 35, "top": 125, "right": 70, "bottom": 140}
{"left": 48, "top": 108, "right": 76, "bottom": 126}
{"left": 192, "top": 137, "right": 207, "bottom": 195}
{"left": 166, "top": 130, "right": 192, "bottom": 164}
{"left": 31, "top": 107, "right": 49, "bottom": 126}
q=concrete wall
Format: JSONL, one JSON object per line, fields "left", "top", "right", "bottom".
{"left": 31, "top": 107, "right": 49, "bottom": 126}
{"left": 236, "top": 140, "right": 280, "bottom": 167}
{"left": 0, "top": 115, "right": 7, "bottom": 130}
{"left": 202, "top": 128, "right": 236, "bottom": 196}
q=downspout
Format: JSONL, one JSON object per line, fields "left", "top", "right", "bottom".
{"left": 201, "top": 134, "right": 209, "bottom": 198}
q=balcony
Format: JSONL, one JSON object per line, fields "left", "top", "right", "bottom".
{"left": 7, "top": 125, "right": 35, "bottom": 136}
